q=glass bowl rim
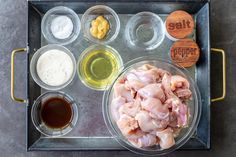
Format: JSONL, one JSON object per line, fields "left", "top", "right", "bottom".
{"left": 30, "top": 44, "right": 76, "bottom": 91}
{"left": 125, "top": 11, "right": 165, "bottom": 51}
{"left": 77, "top": 44, "right": 123, "bottom": 91}
{"left": 31, "top": 91, "right": 78, "bottom": 137}
{"left": 81, "top": 5, "right": 121, "bottom": 44}
{"left": 41, "top": 6, "right": 81, "bottom": 45}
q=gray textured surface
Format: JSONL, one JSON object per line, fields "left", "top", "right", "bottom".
{"left": 0, "top": 0, "right": 235, "bottom": 157}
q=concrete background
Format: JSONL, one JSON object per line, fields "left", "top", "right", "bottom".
{"left": 0, "top": 0, "right": 235, "bottom": 156}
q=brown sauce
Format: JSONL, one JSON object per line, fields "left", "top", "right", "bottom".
{"left": 40, "top": 97, "right": 72, "bottom": 129}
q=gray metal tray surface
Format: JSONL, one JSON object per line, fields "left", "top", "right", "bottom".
{"left": 27, "top": 0, "right": 210, "bottom": 151}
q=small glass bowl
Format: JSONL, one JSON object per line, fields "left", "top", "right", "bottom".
{"left": 125, "top": 12, "right": 165, "bottom": 51}
{"left": 81, "top": 5, "right": 120, "bottom": 44}
{"left": 30, "top": 44, "right": 76, "bottom": 90}
{"left": 77, "top": 44, "right": 123, "bottom": 90}
{"left": 31, "top": 91, "right": 78, "bottom": 137}
{"left": 41, "top": 6, "right": 81, "bottom": 45}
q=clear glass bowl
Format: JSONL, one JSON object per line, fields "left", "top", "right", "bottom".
{"left": 31, "top": 91, "right": 78, "bottom": 137}
{"left": 41, "top": 6, "right": 81, "bottom": 45}
{"left": 102, "top": 56, "right": 202, "bottom": 156}
{"left": 125, "top": 12, "right": 165, "bottom": 51}
{"left": 30, "top": 44, "right": 76, "bottom": 90}
{"left": 81, "top": 5, "right": 120, "bottom": 44}
{"left": 77, "top": 44, "right": 123, "bottom": 90}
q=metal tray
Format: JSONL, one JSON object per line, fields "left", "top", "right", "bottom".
{"left": 11, "top": 0, "right": 219, "bottom": 151}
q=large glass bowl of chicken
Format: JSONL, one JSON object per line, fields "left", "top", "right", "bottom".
{"left": 102, "top": 56, "right": 201, "bottom": 156}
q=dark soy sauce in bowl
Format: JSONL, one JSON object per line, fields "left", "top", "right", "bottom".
{"left": 40, "top": 97, "right": 73, "bottom": 129}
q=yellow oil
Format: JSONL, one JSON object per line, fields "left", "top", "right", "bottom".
{"left": 79, "top": 49, "right": 121, "bottom": 90}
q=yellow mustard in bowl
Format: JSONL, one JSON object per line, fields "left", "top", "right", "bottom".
{"left": 90, "top": 16, "right": 110, "bottom": 39}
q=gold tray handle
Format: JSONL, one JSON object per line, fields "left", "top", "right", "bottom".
{"left": 11, "top": 48, "right": 28, "bottom": 103}
{"left": 211, "top": 48, "right": 226, "bottom": 102}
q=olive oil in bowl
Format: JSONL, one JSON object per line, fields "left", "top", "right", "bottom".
{"left": 78, "top": 45, "right": 123, "bottom": 90}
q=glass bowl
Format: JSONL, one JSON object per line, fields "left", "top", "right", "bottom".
{"left": 41, "top": 6, "right": 81, "bottom": 45}
{"left": 125, "top": 12, "right": 165, "bottom": 51}
{"left": 102, "top": 56, "right": 201, "bottom": 156}
{"left": 77, "top": 44, "right": 123, "bottom": 90}
{"left": 81, "top": 5, "right": 120, "bottom": 44}
{"left": 31, "top": 91, "right": 78, "bottom": 137}
{"left": 30, "top": 44, "right": 76, "bottom": 90}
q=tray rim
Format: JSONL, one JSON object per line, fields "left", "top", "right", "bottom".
{"left": 26, "top": 0, "right": 211, "bottom": 151}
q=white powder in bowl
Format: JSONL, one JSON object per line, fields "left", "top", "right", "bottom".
{"left": 36, "top": 49, "right": 74, "bottom": 86}
{"left": 50, "top": 15, "right": 73, "bottom": 39}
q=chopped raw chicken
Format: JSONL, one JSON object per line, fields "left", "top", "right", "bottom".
{"left": 178, "top": 103, "right": 188, "bottom": 127}
{"left": 141, "top": 97, "right": 169, "bottom": 120}
{"left": 114, "top": 82, "right": 133, "bottom": 102}
{"left": 165, "top": 97, "right": 182, "bottom": 111}
{"left": 162, "top": 73, "right": 176, "bottom": 99}
{"left": 138, "top": 84, "right": 165, "bottom": 102}
{"left": 174, "top": 88, "right": 192, "bottom": 100}
{"left": 168, "top": 112, "right": 178, "bottom": 127}
{"left": 172, "top": 127, "right": 181, "bottom": 137}
{"left": 126, "top": 129, "right": 145, "bottom": 140}
{"left": 111, "top": 96, "right": 126, "bottom": 121}
{"left": 165, "top": 98, "right": 188, "bottom": 127}
{"left": 117, "top": 114, "right": 139, "bottom": 135}
{"left": 137, "top": 64, "right": 157, "bottom": 71}
{"left": 129, "top": 133, "right": 157, "bottom": 148}
{"left": 137, "top": 64, "right": 169, "bottom": 79}
{"left": 119, "top": 100, "right": 141, "bottom": 117}
{"left": 156, "top": 128, "right": 175, "bottom": 149}
{"left": 135, "top": 110, "right": 162, "bottom": 132}
{"left": 131, "top": 69, "right": 160, "bottom": 84}
{"left": 170, "top": 75, "right": 190, "bottom": 91}
{"left": 111, "top": 64, "right": 191, "bottom": 150}
{"left": 125, "top": 73, "right": 146, "bottom": 91}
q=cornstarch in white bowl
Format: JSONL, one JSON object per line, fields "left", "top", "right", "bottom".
{"left": 36, "top": 49, "right": 74, "bottom": 86}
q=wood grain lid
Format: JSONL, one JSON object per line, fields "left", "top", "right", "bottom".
{"left": 166, "top": 10, "right": 194, "bottom": 39}
{"left": 170, "top": 39, "right": 200, "bottom": 68}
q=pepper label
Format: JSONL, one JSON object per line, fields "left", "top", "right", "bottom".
{"left": 170, "top": 39, "right": 200, "bottom": 68}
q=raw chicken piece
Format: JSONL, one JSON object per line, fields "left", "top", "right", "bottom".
{"left": 137, "top": 64, "right": 169, "bottom": 79}
{"left": 178, "top": 103, "right": 188, "bottom": 127}
{"left": 138, "top": 84, "right": 165, "bottom": 102}
{"left": 125, "top": 73, "right": 145, "bottom": 91}
{"left": 165, "top": 98, "right": 188, "bottom": 127}
{"left": 127, "top": 129, "right": 157, "bottom": 148}
{"left": 137, "top": 64, "right": 157, "bottom": 71}
{"left": 129, "top": 133, "right": 157, "bottom": 148}
{"left": 111, "top": 96, "right": 126, "bottom": 121}
{"left": 174, "top": 89, "right": 192, "bottom": 99}
{"left": 156, "top": 68, "right": 170, "bottom": 79}
{"left": 141, "top": 97, "right": 169, "bottom": 120}
{"left": 132, "top": 69, "right": 160, "bottom": 84}
{"left": 125, "top": 65, "right": 169, "bottom": 91}
{"left": 135, "top": 111, "right": 162, "bottom": 132}
{"left": 126, "top": 129, "right": 145, "bottom": 140}
{"left": 114, "top": 82, "right": 133, "bottom": 102}
{"left": 165, "top": 97, "right": 182, "bottom": 111}
{"left": 119, "top": 100, "right": 141, "bottom": 117}
{"left": 117, "top": 114, "right": 139, "bottom": 135}
{"left": 170, "top": 75, "right": 190, "bottom": 91}
{"left": 172, "top": 127, "right": 181, "bottom": 137}
{"left": 162, "top": 73, "right": 176, "bottom": 99}
{"left": 168, "top": 112, "right": 178, "bottom": 127}
{"left": 156, "top": 127, "right": 175, "bottom": 149}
